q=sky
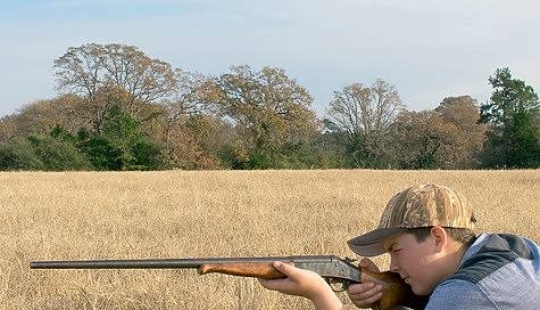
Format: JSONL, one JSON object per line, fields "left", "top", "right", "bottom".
{"left": 1, "top": 0, "right": 539, "bottom": 118}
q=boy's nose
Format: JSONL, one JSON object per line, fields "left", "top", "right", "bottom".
{"left": 389, "top": 258, "right": 400, "bottom": 273}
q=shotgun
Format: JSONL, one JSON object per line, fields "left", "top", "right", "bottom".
{"left": 30, "top": 255, "right": 426, "bottom": 310}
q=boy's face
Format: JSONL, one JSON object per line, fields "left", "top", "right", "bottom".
{"left": 382, "top": 230, "right": 447, "bottom": 295}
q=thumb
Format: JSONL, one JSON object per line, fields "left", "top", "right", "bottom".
{"left": 358, "top": 258, "right": 380, "bottom": 272}
{"left": 271, "top": 261, "right": 296, "bottom": 277}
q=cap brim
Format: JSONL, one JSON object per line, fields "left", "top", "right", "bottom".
{"left": 347, "top": 227, "right": 404, "bottom": 257}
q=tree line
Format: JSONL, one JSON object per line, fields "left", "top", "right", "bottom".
{"left": 0, "top": 43, "right": 539, "bottom": 171}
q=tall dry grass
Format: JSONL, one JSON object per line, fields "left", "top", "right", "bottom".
{"left": 0, "top": 169, "right": 538, "bottom": 310}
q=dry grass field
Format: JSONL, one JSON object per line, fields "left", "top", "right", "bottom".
{"left": 0, "top": 169, "right": 538, "bottom": 310}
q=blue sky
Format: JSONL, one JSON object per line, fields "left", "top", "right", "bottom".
{"left": 1, "top": 0, "right": 539, "bottom": 117}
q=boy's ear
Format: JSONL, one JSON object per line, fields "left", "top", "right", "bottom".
{"left": 430, "top": 226, "right": 448, "bottom": 249}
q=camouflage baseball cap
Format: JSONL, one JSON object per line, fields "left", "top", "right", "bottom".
{"left": 347, "top": 183, "right": 476, "bottom": 256}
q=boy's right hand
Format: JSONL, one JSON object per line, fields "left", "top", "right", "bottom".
{"left": 347, "top": 258, "right": 384, "bottom": 309}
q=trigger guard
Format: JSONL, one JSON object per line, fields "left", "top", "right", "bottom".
{"left": 326, "top": 278, "right": 349, "bottom": 292}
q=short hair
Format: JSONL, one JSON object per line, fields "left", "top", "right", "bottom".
{"left": 405, "top": 227, "right": 477, "bottom": 247}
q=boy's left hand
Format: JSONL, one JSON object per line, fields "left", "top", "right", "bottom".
{"left": 258, "top": 261, "right": 343, "bottom": 310}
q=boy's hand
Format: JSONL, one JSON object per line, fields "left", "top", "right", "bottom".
{"left": 347, "top": 258, "right": 383, "bottom": 309}
{"left": 258, "top": 261, "right": 343, "bottom": 310}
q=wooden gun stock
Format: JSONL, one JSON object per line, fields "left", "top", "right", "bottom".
{"left": 360, "top": 268, "right": 426, "bottom": 310}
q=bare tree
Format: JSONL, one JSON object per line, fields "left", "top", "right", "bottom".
{"left": 326, "top": 79, "right": 405, "bottom": 167}
{"left": 54, "top": 43, "right": 177, "bottom": 131}
{"left": 161, "top": 69, "right": 210, "bottom": 138}
{"left": 327, "top": 79, "right": 404, "bottom": 136}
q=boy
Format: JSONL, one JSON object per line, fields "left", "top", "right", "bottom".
{"left": 259, "top": 184, "right": 540, "bottom": 309}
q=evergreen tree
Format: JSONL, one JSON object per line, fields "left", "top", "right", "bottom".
{"left": 480, "top": 68, "right": 540, "bottom": 168}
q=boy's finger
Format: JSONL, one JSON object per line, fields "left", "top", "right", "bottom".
{"left": 359, "top": 258, "right": 379, "bottom": 272}
{"left": 272, "top": 261, "right": 295, "bottom": 276}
